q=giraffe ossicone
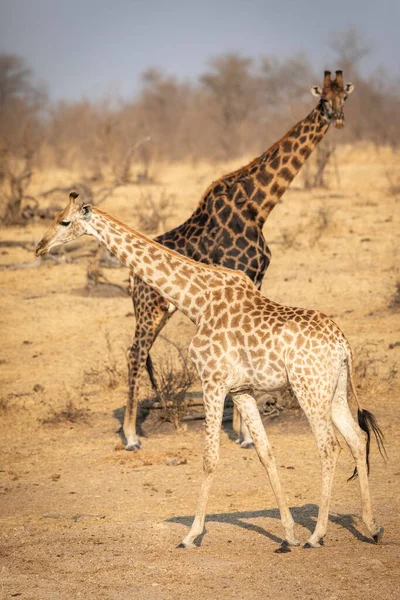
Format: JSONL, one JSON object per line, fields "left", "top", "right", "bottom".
{"left": 36, "top": 193, "right": 385, "bottom": 550}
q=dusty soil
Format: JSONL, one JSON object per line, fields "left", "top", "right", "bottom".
{"left": 1, "top": 145, "right": 400, "bottom": 599}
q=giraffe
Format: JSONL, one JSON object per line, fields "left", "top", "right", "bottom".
{"left": 125, "top": 69, "right": 355, "bottom": 450}
{"left": 36, "top": 193, "right": 385, "bottom": 551}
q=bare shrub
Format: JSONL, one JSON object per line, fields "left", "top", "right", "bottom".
{"left": 389, "top": 282, "right": 400, "bottom": 311}
{"left": 385, "top": 170, "right": 400, "bottom": 197}
{"left": 353, "top": 342, "right": 398, "bottom": 398}
{"left": 86, "top": 246, "right": 128, "bottom": 294}
{"left": 81, "top": 332, "right": 126, "bottom": 392}
{"left": 302, "top": 139, "right": 339, "bottom": 191}
{"left": 146, "top": 336, "right": 198, "bottom": 430}
{"left": 114, "top": 136, "right": 152, "bottom": 184}
{"left": 0, "top": 55, "right": 45, "bottom": 224}
{"left": 309, "top": 205, "right": 337, "bottom": 245}
{"left": 41, "top": 399, "right": 90, "bottom": 425}
{"left": 0, "top": 149, "right": 37, "bottom": 225}
{"left": 313, "top": 144, "right": 335, "bottom": 188}
{"left": 0, "top": 395, "right": 9, "bottom": 413}
{"left": 279, "top": 227, "right": 300, "bottom": 250}
{"left": 104, "top": 331, "right": 125, "bottom": 389}
{"left": 134, "top": 190, "right": 176, "bottom": 234}
{"left": 279, "top": 204, "right": 337, "bottom": 250}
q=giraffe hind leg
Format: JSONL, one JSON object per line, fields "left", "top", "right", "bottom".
{"left": 289, "top": 378, "right": 340, "bottom": 549}
{"left": 331, "top": 363, "right": 383, "bottom": 542}
{"left": 302, "top": 415, "right": 340, "bottom": 548}
{"left": 124, "top": 282, "right": 171, "bottom": 451}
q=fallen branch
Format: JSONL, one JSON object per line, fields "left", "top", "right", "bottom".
{"left": 182, "top": 411, "right": 234, "bottom": 423}
{"left": 0, "top": 240, "right": 35, "bottom": 251}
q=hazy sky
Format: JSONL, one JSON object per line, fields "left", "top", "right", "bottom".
{"left": 0, "top": 0, "right": 398, "bottom": 102}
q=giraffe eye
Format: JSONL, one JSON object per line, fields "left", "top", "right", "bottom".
{"left": 60, "top": 220, "right": 71, "bottom": 227}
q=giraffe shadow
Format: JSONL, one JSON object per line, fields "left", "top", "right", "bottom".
{"left": 167, "top": 504, "right": 375, "bottom": 547}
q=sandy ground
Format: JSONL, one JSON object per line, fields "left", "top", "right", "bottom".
{"left": 1, "top": 144, "right": 400, "bottom": 599}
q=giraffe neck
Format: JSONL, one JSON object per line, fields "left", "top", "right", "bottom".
{"left": 87, "top": 208, "right": 232, "bottom": 324}
{"left": 216, "top": 102, "right": 330, "bottom": 226}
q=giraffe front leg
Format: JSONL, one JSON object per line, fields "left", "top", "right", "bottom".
{"left": 303, "top": 414, "right": 340, "bottom": 549}
{"left": 178, "top": 382, "right": 226, "bottom": 548}
{"left": 124, "top": 282, "right": 171, "bottom": 451}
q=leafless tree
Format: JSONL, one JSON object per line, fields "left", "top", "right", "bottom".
{"left": 3, "top": 34, "right": 400, "bottom": 186}
{"left": 200, "top": 54, "right": 262, "bottom": 158}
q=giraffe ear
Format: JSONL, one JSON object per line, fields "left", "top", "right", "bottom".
{"left": 310, "top": 86, "right": 322, "bottom": 98}
{"left": 345, "top": 83, "right": 355, "bottom": 94}
{"left": 80, "top": 203, "right": 92, "bottom": 221}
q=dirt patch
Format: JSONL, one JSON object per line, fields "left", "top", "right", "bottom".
{"left": 1, "top": 149, "right": 400, "bottom": 599}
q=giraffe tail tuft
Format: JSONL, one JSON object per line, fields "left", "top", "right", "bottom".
{"left": 344, "top": 342, "right": 387, "bottom": 482}
{"left": 347, "top": 408, "right": 388, "bottom": 482}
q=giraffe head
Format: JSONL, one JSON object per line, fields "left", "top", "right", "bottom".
{"left": 35, "top": 192, "right": 93, "bottom": 256}
{"left": 310, "top": 70, "right": 354, "bottom": 129}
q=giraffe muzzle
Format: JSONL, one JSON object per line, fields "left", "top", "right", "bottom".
{"left": 35, "top": 240, "right": 48, "bottom": 256}
{"left": 333, "top": 114, "right": 345, "bottom": 129}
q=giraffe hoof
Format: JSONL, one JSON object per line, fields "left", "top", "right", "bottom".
{"left": 373, "top": 527, "right": 384, "bottom": 544}
{"left": 240, "top": 441, "right": 255, "bottom": 449}
{"left": 177, "top": 541, "right": 196, "bottom": 549}
{"left": 125, "top": 441, "right": 141, "bottom": 451}
{"left": 303, "top": 540, "right": 323, "bottom": 549}
{"left": 274, "top": 540, "right": 291, "bottom": 554}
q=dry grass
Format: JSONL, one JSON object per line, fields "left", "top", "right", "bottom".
{"left": 41, "top": 399, "right": 91, "bottom": 425}
{"left": 1, "top": 142, "right": 399, "bottom": 422}
{"left": 389, "top": 282, "right": 400, "bottom": 311}
{"left": 385, "top": 169, "right": 400, "bottom": 197}
{"left": 1, "top": 144, "right": 400, "bottom": 600}
{"left": 353, "top": 342, "right": 398, "bottom": 403}
{"left": 133, "top": 189, "right": 176, "bottom": 234}
{"left": 0, "top": 395, "right": 9, "bottom": 413}
{"left": 104, "top": 331, "right": 126, "bottom": 389}
{"left": 279, "top": 204, "right": 337, "bottom": 250}
{"left": 81, "top": 331, "right": 127, "bottom": 391}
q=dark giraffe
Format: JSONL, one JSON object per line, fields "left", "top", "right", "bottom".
{"left": 125, "top": 70, "right": 354, "bottom": 450}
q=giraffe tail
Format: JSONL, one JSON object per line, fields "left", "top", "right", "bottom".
{"left": 344, "top": 343, "right": 387, "bottom": 481}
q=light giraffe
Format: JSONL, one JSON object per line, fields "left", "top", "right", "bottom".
{"left": 126, "top": 70, "right": 354, "bottom": 450}
{"left": 36, "top": 194, "right": 385, "bottom": 551}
